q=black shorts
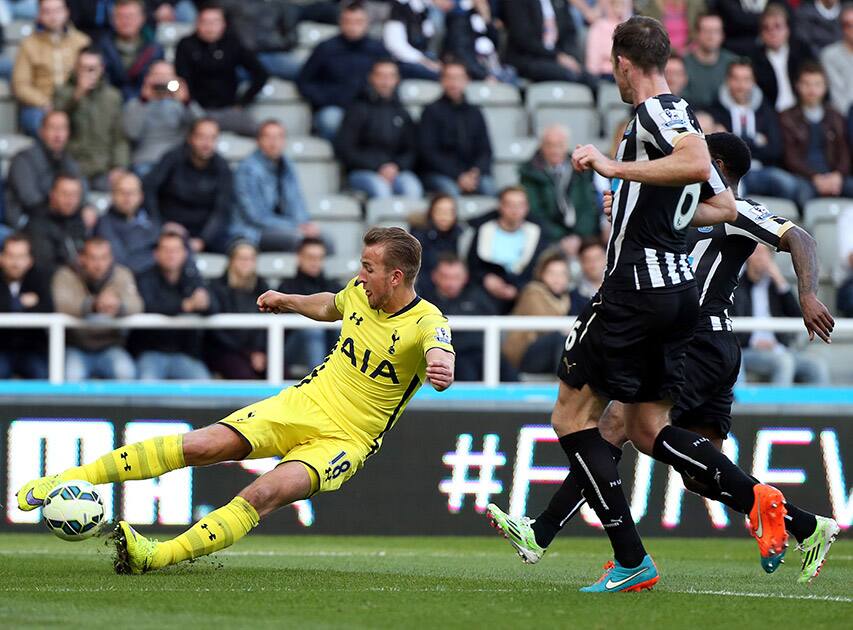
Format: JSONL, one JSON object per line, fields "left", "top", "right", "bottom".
{"left": 670, "top": 329, "right": 741, "bottom": 439}
{"left": 558, "top": 286, "right": 699, "bottom": 404}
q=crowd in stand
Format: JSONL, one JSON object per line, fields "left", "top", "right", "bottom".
{"left": 0, "top": 0, "right": 850, "bottom": 384}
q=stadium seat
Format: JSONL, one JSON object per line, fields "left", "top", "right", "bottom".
{"left": 286, "top": 136, "right": 340, "bottom": 197}
{"left": 156, "top": 22, "right": 194, "bottom": 48}
{"left": 598, "top": 82, "right": 631, "bottom": 142}
{"left": 194, "top": 252, "right": 228, "bottom": 279}
{"left": 0, "top": 133, "right": 32, "bottom": 164}
{"left": 466, "top": 82, "right": 521, "bottom": 106}
{"left": 493, "top": 137, "right": 538, "bottom": 188}
{"left": 249, "top": 102, "right": 312, "bottom": 136}
{"left": 217, "top": 133, "right": 256, "bottom": 164}
{"left": 307, "top": 194, "right": 362, "bottom": 220}
{"left": 399, "top": 80, "right": 443, "bottom": 107}
{"left": 749, "top": 196, "right": 799, "bottom": 221}
{"left": 286, "top": 136, "right": 333, "bottom": 160}
{"left": 257, "top": 252, "right": 297, "bottom": 282}
{"left": 5, "top": 20, "right": 33, "bottom": 43}
{"left": 526, "top": 82, "right": 594, "bottom": 111}
{"left": 803, "top": 198, "right": 850, "bottom": 283}
{"left": 803, "top": 197, "right": 848, "bottom": 230}
{"left": 533, "top": 107, "right": 600, "bottom": 147}
{"left": 257, "top": 79, "right": 301, "bottom": 103}
{"left": 365, "top": 196, "right": 426, "bottom": 226}
{"left": 457, "top": 195, "right": 497, "bottom": 222}
{"left": 481, "top": 105, "right": 529, "bottom": 147}
{"left": 0, "top": 81, "right": 17, "bottom": 134}
{"left": 85, "top": 192, "right": 111, "bottom": 215}
{"left": 297, "top": 22, "right": 339, "bottom": 48}
{"left": 325, "top": 255, "right": 361, "bottom": 282}
{"left": 317, "top": 219, "right": 365, "bottom": 261}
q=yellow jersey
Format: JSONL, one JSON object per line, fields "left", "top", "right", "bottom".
{"left": 296, "top": 278, "right": 454, "bottom": 455}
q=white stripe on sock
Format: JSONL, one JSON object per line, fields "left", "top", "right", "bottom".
{"left": 574, "top": 453, "right": 610, "bottom": 511}
{"left": 662, "top": 440, "right": 708, "bottom": 471}
{"left": 560, "top": 498, "right": 586, "bottom": 527}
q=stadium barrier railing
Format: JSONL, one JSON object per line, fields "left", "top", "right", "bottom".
{"left": 0, "top": 313, "right": 850, "bottom": 386}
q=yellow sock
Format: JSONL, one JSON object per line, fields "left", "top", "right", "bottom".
{"left": 61, "top": 435, "right": 185, "bottom": 484}
{"left": 150, "top": 497, "right": 259, "bottom": 569}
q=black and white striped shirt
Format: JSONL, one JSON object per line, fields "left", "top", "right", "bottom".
{"left": 687, "top": 198, "right": 794, "bottom": 333}
{"left": 607, "top": 94, "right": 728, "bottom": 292}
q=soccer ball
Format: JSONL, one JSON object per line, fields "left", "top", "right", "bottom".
{"left": 42, "top": 480, "right": 105, "bottom": 541}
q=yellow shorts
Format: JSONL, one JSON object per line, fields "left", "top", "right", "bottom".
{"left": 218, "top": 387, "right": 370, "bottom": 495}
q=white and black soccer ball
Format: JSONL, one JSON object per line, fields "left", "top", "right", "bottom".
{"left": 42, "top": 480, "right": 105, "bottom": 541}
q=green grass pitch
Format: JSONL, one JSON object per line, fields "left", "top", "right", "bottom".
{"left": 0, "top": 534, "right": 850, "bottom": 629}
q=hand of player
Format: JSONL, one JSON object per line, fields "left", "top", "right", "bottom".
{"left": 602, "top": 190, "right": 613, "bottom": 223}
{"left": 257, "top": 290, "right": 290, "bottom": 313}
{"left": 799, "top": 293, "right": 834, "bottom": 344}
{"left": 426, "top": 357, "right": 454, "bottom": 391}
{"left": 572, "top": 144, "right": 617, "bottom": 178}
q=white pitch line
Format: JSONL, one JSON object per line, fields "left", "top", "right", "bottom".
{"left": 674, "top": 588, "right": 851, "bottom": 603}
{"left": 0, "top": 586, "right": 849, "bottom": 602}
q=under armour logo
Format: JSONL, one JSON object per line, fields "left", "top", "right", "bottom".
{"left": 609, "top": 480, "right": 622, "bottom": 487}
{"left": 200, "top": 523, "right": 216, "bottom": 541}
{"left": 692, "top": 437, "right": 709, "bottom": 447}
{"left": 349, "top": 312, "right": 363, "bottom": 326}
{"left": 120, "top": 452, "right": 131, "bottom": 472}
{"left": 389, "top": 330, "right": 400, "bottom": 355}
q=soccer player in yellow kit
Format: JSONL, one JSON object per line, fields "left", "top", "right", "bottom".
{"left": 16, "top": 227, "right": 455, "bottom": 574}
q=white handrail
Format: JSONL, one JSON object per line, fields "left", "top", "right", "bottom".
{"left": 0, "top": 313, "right": 850, "bottom": 386}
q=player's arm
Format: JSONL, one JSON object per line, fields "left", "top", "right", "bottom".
{"left": 690, "top": 190, "right": 739, "bottom": 226}
{"left": 572, "top": 134, "right": 711, "bottom": 186}
{"left": 256, "top": 290, "right": 343, "bottom": 322}
{"left": 425, "top": 347, "right": 454, "bottom": 392}
{"left": 778, "top": 226, "right": 835, "bottom": 343}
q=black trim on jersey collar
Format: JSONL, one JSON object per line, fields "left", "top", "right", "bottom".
{"left": 388, "top": 295, "right": 421, "bottom": 319}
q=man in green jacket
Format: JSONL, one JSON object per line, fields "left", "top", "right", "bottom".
{"left": 54, "top": 46, "right": 130, "bottom": 192}
{"left": 519, "top": 124, "right": 602, "bottom": 255}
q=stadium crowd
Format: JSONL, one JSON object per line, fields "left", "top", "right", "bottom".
{"left": 0, "top": 0, "right": 851, "bottom": 383}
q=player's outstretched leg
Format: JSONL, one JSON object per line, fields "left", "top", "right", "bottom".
{"left": 17, "top": 435, "right": 186, "bottom": 512}
{"left": 113, "top": 460, "right": 314, "bottom": 574}
{"left": 16, "top": 424, "right": 248, "bottom": 512}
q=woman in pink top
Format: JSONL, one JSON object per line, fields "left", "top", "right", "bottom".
{"left": 585, "top": 0, "right": 632, "bottom": 78}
